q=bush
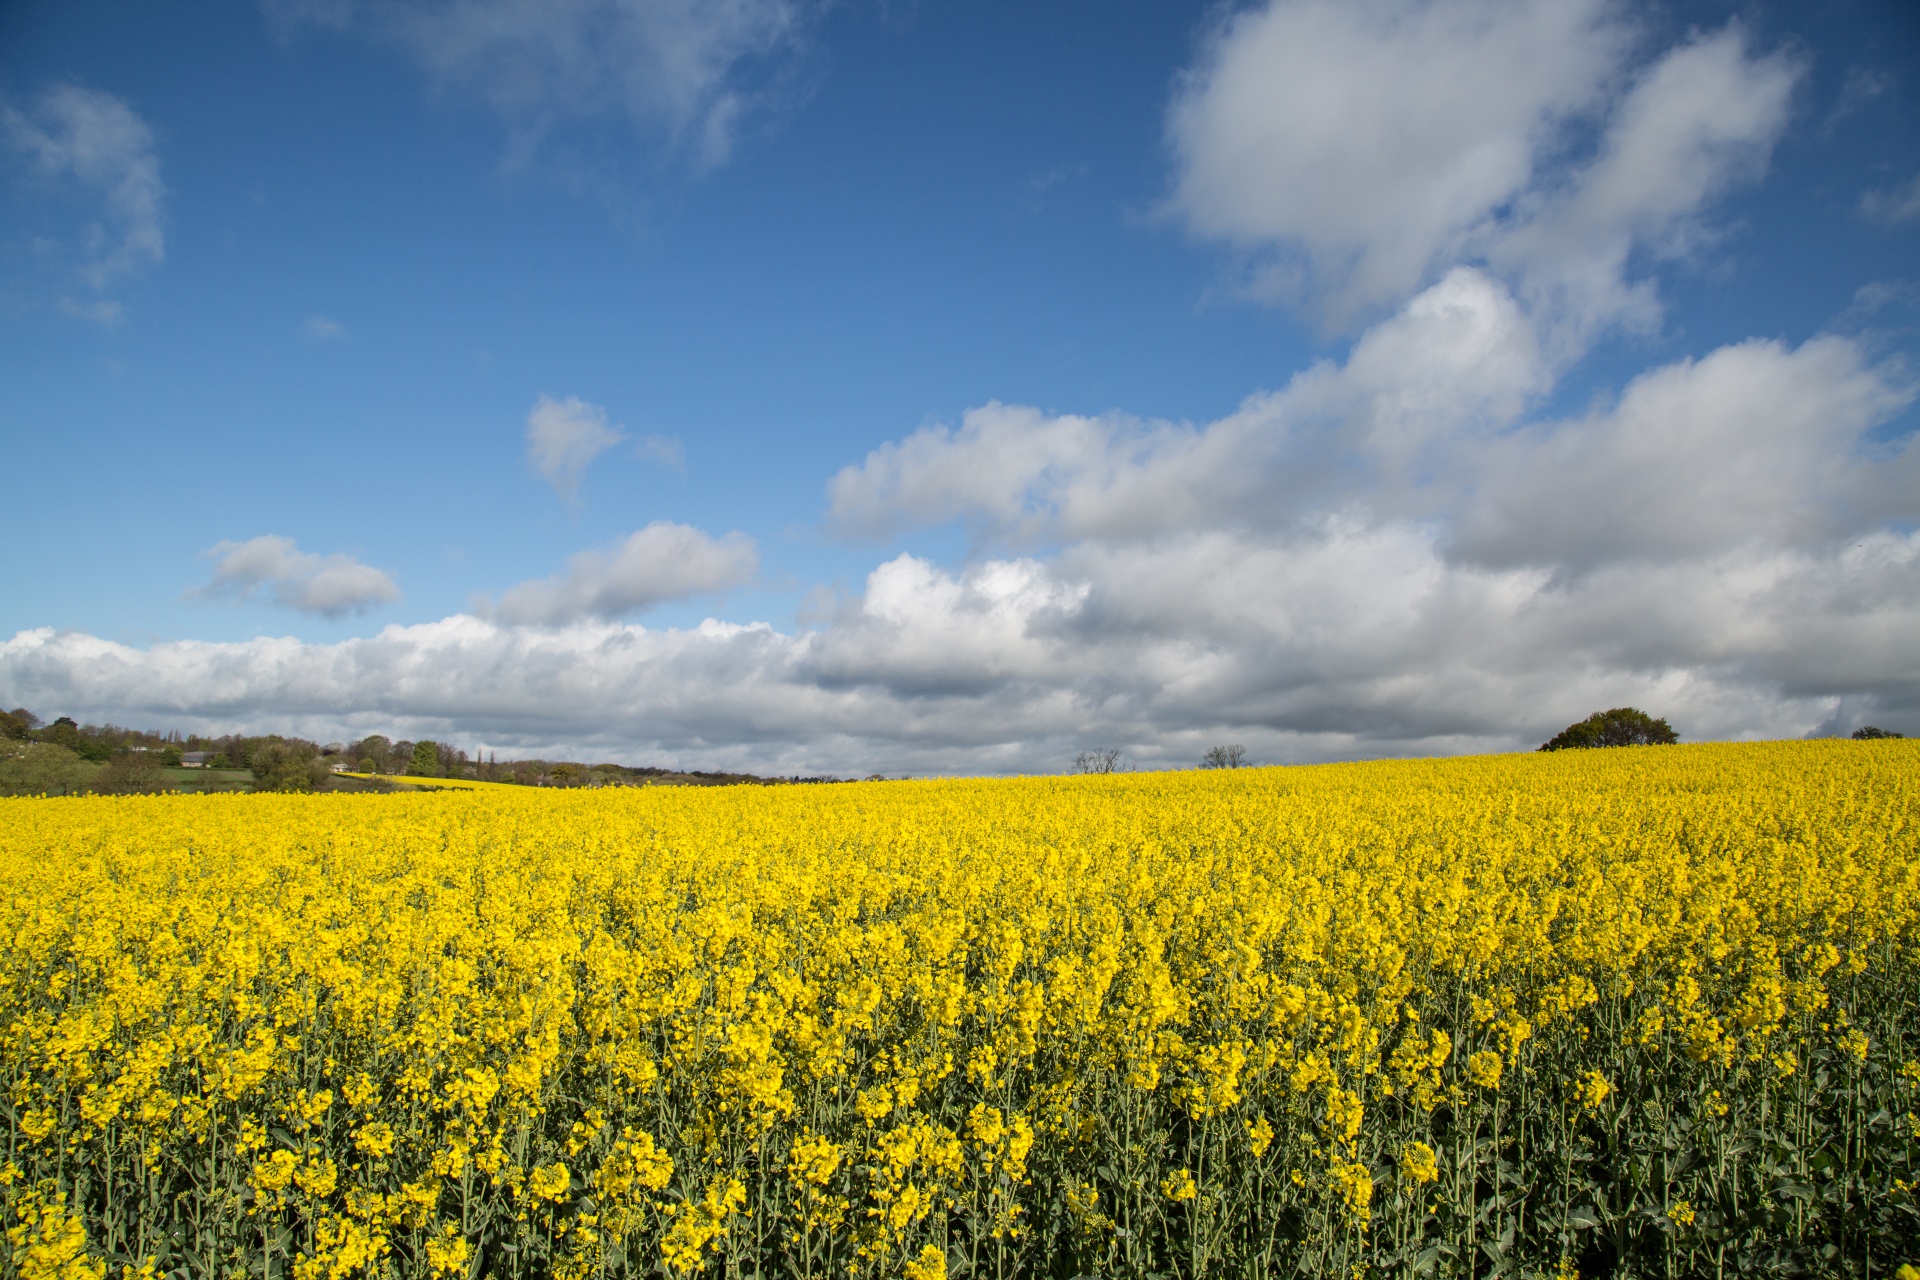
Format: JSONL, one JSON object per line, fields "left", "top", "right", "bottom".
{"left": 1853, "top": 725, "right": 1905, "bottom": 740}
{"left": 94, "top": 750, "right": 169, "bottom": 795}
{"left": 248, "top": 742, "right": 330, "bottom": 793}
{"left": 0, "top": 743, "right": 92, "bottom": 796}
{"left": 1540, "top": 707, "right": 1678, "bottom": 751}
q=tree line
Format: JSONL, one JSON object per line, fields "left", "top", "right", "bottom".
{"left": 0, "top": 709, "right": 856, "bottom": 797}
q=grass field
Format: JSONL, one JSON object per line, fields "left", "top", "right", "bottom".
{"left": 160, "top": 767, "right": 255, "bottom": 792}
{"left": 2, "top": 740, "right": 1916, "bottom": 1279}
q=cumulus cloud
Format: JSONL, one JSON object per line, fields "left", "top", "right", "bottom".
{"left": 834, "top": 273, "right": 1916, "bottom": 559}
{"left": 3, "top": 83, "right": 165, "bottom": 293}
{"left": 263, "top": 0, "right": 813, "bottom": 168}
{"left": 526, "top": 394, "right": 625, "bottom": 501}
{"left": 492, "top": 522, "right": 757, "bottom": 624}
{"left": 1168, "top": 0, "right": 1799, "bottom": 343}
{"left": 830, "top": 268, "right": 1553, "bottom": 543}
{"left": 196, "top": 536, "right": 401, "bottom": 618}
{"left": 801, "top": 268, "right": 1919, "bottom": 765}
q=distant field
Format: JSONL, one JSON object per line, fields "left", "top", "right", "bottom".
{"left": 334, "top": 771, "right": 521, "bottom": 791}
{"left": 159, "top": 766, "right": 254, "bottom": 789}
{"left": 2, "top": 740, "right": 1916, "bottom": 1279}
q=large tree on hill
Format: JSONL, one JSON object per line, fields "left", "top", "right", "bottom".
{"left": 1539, "top": 708, "right": 1678, "bottom": 752}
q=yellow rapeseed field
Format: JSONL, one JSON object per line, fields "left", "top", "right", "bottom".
{"left": 3, "top": 740, "right": 1917, "bottom": 1280}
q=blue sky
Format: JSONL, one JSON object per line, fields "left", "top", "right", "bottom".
{"left": 2, "top": 0, "right": 1917, "bottom": 773}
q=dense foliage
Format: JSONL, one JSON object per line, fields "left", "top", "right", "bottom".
{"left": 1538, "top": 709, "right": 1679, "bottom": 752}
{"left": 2, "top": 741, "right": 1917, "bottom": 1279}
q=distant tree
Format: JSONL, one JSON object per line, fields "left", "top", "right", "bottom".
{"left": 0, "top": 710, "right": 24, "bottom": 740}
{"left": 41, "top": 716, "right": 83, "bottom": 750}
{"left": 406, "top": 740, "right": 442, "bottom": 777}
{"left": 7, "top": 708, "right": 41, "bottom": 731}
{"left": 1540, "top": 708, "right": 1678, "bottom": 752}
{"left": 1200, "top": 744, "right": 1247, "bottom": 769}
{"left": 0, "top": 743, "right": 93, "bottom": 796}
{"left": 548, "top": 763, "right": 581, "bottom": 786}
{"left": 353, "top": 734, "right": 393, "bottom": 772}
{"left": 250, "top": 741, "right": 329, "bottom": 793}
{"left": 159, "top": 744, "right": 183, "bottom": 766}
{"left": 1852, "top": 726, "right": 1905, "bottom": 740}
{"left": 95, "top": 749, "right": 168, "bottom": 795}
{"left": 1073, "top": 748, "right": 1130, "bottom": 775}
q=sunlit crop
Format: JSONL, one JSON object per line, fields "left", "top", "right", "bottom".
{"left": 3, "top": 740, "right": 1917, "bottom": 1278}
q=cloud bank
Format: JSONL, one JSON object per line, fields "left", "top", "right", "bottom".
{"left": 196, "top": 537, "right": 401, "bottom": 618}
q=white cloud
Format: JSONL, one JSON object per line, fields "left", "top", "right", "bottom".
{"left": 635, "top": 434, "right": 685, "bottom": 470}
{"left": 1862, "top": 175, "right": 1920, "bottom": 225}
{"left": 834, "top": 274, "right": 1915, "bottom": 564}
{"left": 830, "top": 268, "right": 1552, "bottom": 543}
{"left": 526, "top": 394, "right": 625, "bottom": 501}
{"left": 3, "top": 83, "right": 165, "bottom": 291}
{"left": 197, "top": 536, "right": 401, "bottom": 618}
{"left": 1167, "top": 0, "right": 1800, "bottom": 345}
{"left": 492, "top": 522, "right": 757, "bottom": 624}
{"left": 264, "top": 0, "right": 812, "bottom": 169}
{"left": 1453, "top": 336, "right": 1917, "bottom": 571}
{"left": 1168, "top": 0, "right": 1619, "bottom": 323}
{"left": 1492, "top": 25, "right": 1801, "bottom": 353}
{"left": 304, "top": 314, "right": 347, "bottom": 340}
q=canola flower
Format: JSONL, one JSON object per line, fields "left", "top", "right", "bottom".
{"left": 2, "top": 739, "right": 1918, "bottom": 1279}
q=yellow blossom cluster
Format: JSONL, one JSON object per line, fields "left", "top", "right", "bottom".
{"left": 2, "top": 738, "right": 1917, "bottom": 1278}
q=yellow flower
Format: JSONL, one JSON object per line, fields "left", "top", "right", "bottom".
{"left": 530, "top": 1162, "right": 573, "bottom": 1202}
{"left": 8, "top": 1194, "right": 106, "bottom": 1280}
{"left": 903, "top": 1244, "right": 947, "bottom": 1280}
{"left": 1160, "top": 1169, "right": 1198, "bottom": 1203}
{"left": 352, "top": 1121, "right": 395, "bottom": 1159}
{"left": 787, "top": 1134, "right": 842, "bottom": 1186}
{"left": 1400, "top": 1141, "right": 1439, "bottom": 1185}
{"left": 423, "top": 1225, "right": 470, "bottom": 1278}
{"left": 1466, "top": 1051, "right": 1503, "bottom": 1091}
{"left": 1329, "top": 1158, "right": 1374, "bottom": 1224}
